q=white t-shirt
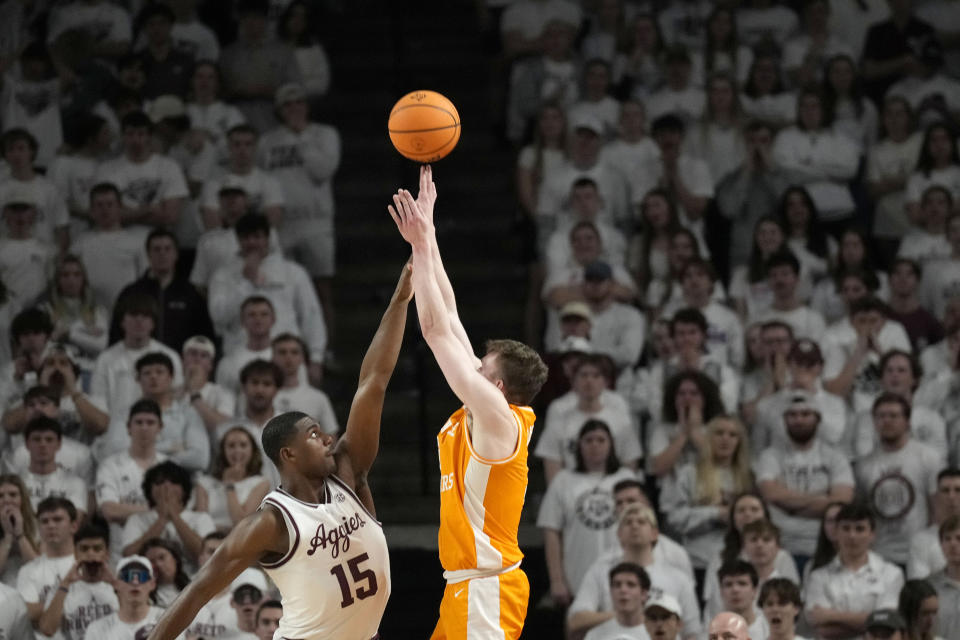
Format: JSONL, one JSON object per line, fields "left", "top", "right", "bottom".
{"left": 898, "top": 229, "right": 952, "bottom": 265}
{"left": 771, "top": 127, "right": 859, "bottom": 220}
{"left": 644, "top": 86, "right": 706, "bottom": 124}
{"left": 0, "top": 175, "right": 69, "bottom": 244}
{"left": 16, "top": 554, "right": 76, "bottom": 639}
{"left": 0, "top": 76, "right": 62, "bottom": 168}
{"left": 753, "top": 386, "right": 848, "bottom": 451}
{"left": 737, "top": 5, "right": 799, "bottom": 46}
{"left": 0, "top": 580, "right": 34, "bottom": 639}
{"left": 45, "top": 580, "right": 117, "bottom": 640}
{"left": 121, "top": 510, "right": 216, "bottom": 572}
{"left": 274, "top": 383, "right": 338, "bottom": 434}
{"left": 907, "top": 524, "right": 945, "bottom": 580}
{"left": 658, "top": 463, "right": 731, "bottom": 568}
{"left": 905, "top": 165, "right": 960, "bottom": 206}
{"left": 683, "top": 122, "right": 747, "bottom": 186}
{"left": 170, "top": 20, "right": 219, "bottom": 61}
{"left": 920, "top": 257, "right": 960, "bottom": 321}
{"left": 536, "top": 468, "right": 638, "bottom": 592}
{"left": 782, "top": 35, "right": 854, "bottom": 75}
{"left": 46, "top": 155, "right": 100, "bottom": 221}
{"left": 570, "top": 550, "right": 702, "bottom": 639}
{"left": 200, "top": 167, "right": 285, "bottom": 215}
{"left": 69, "top": 227, "right": 149, "bottom": 309}
{"left": 855, "top": 439, "right": 943, "bottom": 564}
{"left": 3, "top": 434, "right": 94, "bottom": 487}
{"left": 186, "top": 101, "right": 245, "bottom": 156}
{"left": 887, "top": 74, "right": 960, "bottom": 125}
{"left": 500, "top": 0, "right": 581, "bottom": 38}
{"left": 94, "top": 154, "right": 188, "bottom": 212}
{"left": 47, "top": 2, "right": 131, "bottom": 44}
{"left": 0, "top": 237, "right": 55, "bottom": 306}
{"left": 187, "top": 592, "right": 240, "bottom": 639}
{"left": 867, "top": 133, "right": 923, "bottom": 237}
{"left": 754, "top": 305, "right": 827, "bottom": 344}
{"left": 22, "top": 467, "right": 87, "bottom": 513}
{"left": 215, "top": 345, "right": 273, "bottom": 394}
{"left": 804, "top": 552, "right": 904, "bottom": 620}
{"left": 755, "top": 439, "right": 854, "bottom": 555}
{"left": 823, "top": 318, "right": 913, "bottom": 411}
{"left": 195, "top": 473, "right": 268, "bottom": 531}
{"left": 584, "top": 618, "right": 651, "bottom": 640}
{"left": 83, "top": 606, "right": 168, "bottom": 640}
{"left": 90, "top": 339, "right": 184, "bottom": 415}
{"left": 536, "top": 398, "right": 642, "bottom": 470}
{"left": 589, "top": 303, "right": 647, "bottom": 370}
{"left": 740, "top": 93, "right": 797, "bottom": 130}
{"left": 545, "top": 220, "right": 628, "bottom": 273}
{"left": 95, "top": 451, "right": 165, "bottom": 560}
{"left": 848, "top": 406, "right": 947, "bottom": 463}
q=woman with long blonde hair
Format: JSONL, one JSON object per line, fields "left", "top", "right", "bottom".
{"left": 42, "top": 254, "right": 109, "bottom": 365}
{"left": 660, "top": 415, "right": 754, "bottom": 572}
{"left": 0, "top": 474, "right": 40, "bottom": 584}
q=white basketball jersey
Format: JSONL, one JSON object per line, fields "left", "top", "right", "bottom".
{"left": 258, "top": 476, "right": 390, "bottom": 640}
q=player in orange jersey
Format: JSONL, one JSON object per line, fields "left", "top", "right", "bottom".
{"left": 389, "top": 166, "right": 549, "bottom": 640}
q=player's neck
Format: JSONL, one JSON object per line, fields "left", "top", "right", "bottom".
{"left": 281, "top": 474, "right": 327, "bottom": 504}
{"left": 118, "top": 600, "right": 151, "bottom": 623}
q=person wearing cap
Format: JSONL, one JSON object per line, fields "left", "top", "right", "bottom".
{"left": 865, "top": 609, "right": 909, "bottom": 640}
{"left": 0, "top": 183, "right": 55, "bottom": 306}
{"left": 0, "top": 128, "right": 69, "bottom": 252}
{"left": 822, "top": 296, "right": 912, "bottom": 413}
{"left": 928, "top": 514, "right": 960, "bottom": 639}
{"left": 886, "top": 36, "right": 960, "bottom": 127}
{"left": 220, "top": 0, "right": 300, "bottom": 133}
{"left": 83, "top": 555, "right": 165, "bottom": 640}
{"left": 96, "top": 399, "right": 168, "bottom": 562}
{"left": 180, "top": 335, "right": 235, "bottom": 432}
{"left": 663, "top": 257, "right": 744, "bottom": 368}
{"left": 536, "top": 353, "right": 641, "bottom": 483}
{"left": 569, "top": 504, "right": 702, "bottom": 640}
{"left": 754, "top": 250, "right": 827, "bottom": 343}
{"left": 537, "top": 308, "right": 593, "bottom": 409}
{"left": 37, "top": 523, "right": 117, "bottom": 638}
{"left": 148, "top": 94, "right": 221, "bottom": 208}
{"left": 208, "top": 213, "right": 328, "bottom": 378}
{"left": 94, "top": 111, "right": 188, "bottom": 229}
{"left": 582, "top": 562, "right": 651, "bottom": 640}
{"left": 109, "top": 227, "right": 216, "bottom": 354}
{"left": 630, "top": 115, "right": 714, "bottom": 260}
{"left": 271, "top": 333, "right": 338, "bottom": 434}
{"left": 576, "top": 258, "right": 645, "bottom": 370}
{"left": 256, "top": 87, "right": 340, "bottom": 353}
{"left": 544, "top": 177, "right": 628, "bottom": 275}
{"left": 254, "top": 600, "right": 282, "bottom": 640}
{"left": 645, "top": 593, "right": 684, "bottom": 640}
{"left": 805, "top": 501, "right": 904, "bottom": 639}
{"left": 855, "top": 392, "right": 942, "bottom": 565}
{"left": 756, "top": 390, "right": 855, "bottom": 560}
{"left": 759, "top": 578, "right": 804, "bottom": 640}
{"left": 753, "top": 338, "right": 847, "bottom": 451}
{"left": 69, "top": 183, "right": 150, "bottom": 309}
{"left": 848, "top": 350, "right": 946, "bottom": 461}
{"left": 908, "top": 469, "right": 960, "bottom": 579}
{"left": 200, "top": 123, "right": 285, "bottom": 230}
{"left": 228, "top": 568, "right": 269, "bottom": 638}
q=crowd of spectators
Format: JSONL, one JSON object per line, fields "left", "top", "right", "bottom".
{"left": 0, "top": 0, "right": 339, "bottom": 637}
{"left": 503, "top": 0, "right": 960, "bottom": 639}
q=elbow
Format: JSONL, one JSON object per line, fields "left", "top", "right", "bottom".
{"left": 37, "top": 616, "right": 58, "bottom": 637}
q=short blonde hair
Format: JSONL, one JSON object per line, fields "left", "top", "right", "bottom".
{"left": 619, "top": 503, "right": 657, "bottom": 529}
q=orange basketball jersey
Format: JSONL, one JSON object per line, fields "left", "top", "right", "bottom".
{"left": 436, "top": 404, "right": 536, "bottom": 577}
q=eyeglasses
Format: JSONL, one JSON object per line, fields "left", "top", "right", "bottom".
{"left": 233, "top": 585, "right": 263, "bottom": 605}
{"left": 119, "top": 567, "right": 151, "bottom": 584}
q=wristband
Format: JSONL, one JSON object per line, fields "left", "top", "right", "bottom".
{"left": 225, "top": 484, "right": 236, "bottom": 492}
{"left": 190, "top": 392, "right": 202, "bottom": 403}
{"left": 58, "top": 586, "right": 69, "bottom": 594}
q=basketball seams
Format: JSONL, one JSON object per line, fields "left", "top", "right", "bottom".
{"left": 389, "top": 125, "right": 460, "bottom": 159}
{"left": 388, "top": 90, "right": 461, "bottom": 161}
{"left": 388, "top": 123, "right": 461, "bottom": 134}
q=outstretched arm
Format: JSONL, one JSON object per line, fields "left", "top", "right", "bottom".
{"left": 146, "top": 508, "right": 287, "bottom": 640}
{"left": 334, "top": 260, "right": 413, "bottom": 513}
{"left": 389, "top": 188, "right": 517, "bottom": 461}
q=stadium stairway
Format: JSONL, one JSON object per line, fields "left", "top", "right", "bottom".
{"left": 315, "top": 2, "right": 563, "bottom": 635}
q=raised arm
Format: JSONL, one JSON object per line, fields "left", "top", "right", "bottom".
{"left": 389, "top": 187, "right": 516, "bottom": 460}
{"left": 334, "top": 260, "right": 413, "bottom": 511}
{"left": 146, "top": 507, "right": 287, "bottom": 640}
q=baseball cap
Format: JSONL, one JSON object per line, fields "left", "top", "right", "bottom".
{"left": 783, "top": 391, "right": 821, "bottom": 416}
{"left": 217, "top": 175, "right": 248, "bottom": 196}
{"left": 231, "top": 567, "right": 269, "bottom": 594}
{"left": 275, "top": 83, "right": 307, "bottom": 107}
{"left": 2, "top": 184, "right": 39, "bottom": 209}
{"left": 645, "top": 593, "right": 683, "bottom": 617}
{"left": 584, "top": 260, "right": 613, "bottom": 282}
{"left": 183, "top": 335, "right": 216, "bottom": 358}
{"left": 117, "top": 555, "right": 154, "bottom": 582}
{"left": 866, "top": 609, "right": 906, "bottom": 632}
{"left": 788, "top": 339, "right": 823, "bottom": 366}
{"left": 559, "top": 301, "right": 593, "bottom": 322}
{"left": 146, "top": 95, "right": 186, "bottom": 123}
{"left": 558, "top": 335, "right": 593, "bottom": 355}
{"left": 571, "top": 113, "right": 603, "bottom": 135}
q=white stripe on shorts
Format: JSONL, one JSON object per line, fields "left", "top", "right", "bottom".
{"left": 466, "top": 574, "right": 505, "bottom": 640}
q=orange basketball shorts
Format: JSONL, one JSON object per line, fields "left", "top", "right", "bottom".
{"left": 429, "top": 567, "right": 529, "bottom": 640}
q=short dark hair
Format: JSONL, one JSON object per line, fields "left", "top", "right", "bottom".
{"left": 681, "top": 256, "right": 717, "bottom": 282}
{"left": 235, "top": 212, "right": 270, "bottom": 238}
{"left": 836, "top": 500, "right": 875, "bottom": 530}
{"left": 1, "top": 128, "right": 38, "bottom": 156}
{"left": 146, "top": 227, "right": 178, "bottom": 252}
{"left": 670, "top": 308, "right": 708, "bottom": 336}
{"left": 136, "top": 352, "right": 175, "bottom": 375}
{"left": 24, "top": 385, "right": 59, "bottom": 406}
{"left": 483, "top": 339, "right": 548, "bottom": 406}
{"left": 574, "top": 419, "right": 620, "bottom": 473}
{"left": 891, "top": 257, "right": 922, "bottom": 280}
{"left": 612, "top": 478, "right": 648, "bottom": 499}
{"left": 938, "top": 468, "right": 960, "bottom": 485}
{"left": 758, "top": 578, "right": 802, "bottom": 608}
{"left": 262, "top": 411, "right": 309, "bottom": 466}
{"left": 36, "top": 496, "right": 77, "bottom": 521}
{"left": 227, "top": 123, "right": 259, "bottom": 139}
{"left": 74, "top": 523, "right": 109, "bottom": 546}
{"left": 764, "top": 249, "right": 801, "bottom": 276}
{"left": 742, "top": 518, "right": 781, "bottom": 543}
{"left": 128, "top": 398, "right": 163, "bottom": 422}
{"left": 718, "top": 559, "right": 759, "bottom": 587}
{"left": 256, "top": 599, "right": 283, "bottom": 623}
{"left": 138, "top": 2, "right": 175, "bottom": 24}
{"left": 940, "top": 514, "right": 960, "bottom": 540}
{"left": 118, "top": 293, "right": 159, "bottom": 322}
{"left": 89, "top": 182, "right": 121, "bottom": 204}
{"left": 240, "top": 359, "right": 284, "bottom": 387}
{"left": 872, "top": 391, "right": 911, "bottom": 421}
{"left": 241, "top": 295, "right": 275, "bottom": 314}
{"left": 120, "top": 111, "right": 154, "bottom": 132}
{"left": 608, "top": 562, "right": 651, "bottom": 589}
{"left": 11, "top": 307, "right": 53, "bottom": 340}
{"left": 879, "top": 349, "right": 921, "bottom": 387}
{"left": 25, "top": 416, "right": 62, "bottom": 441}
{"left": 271, "top": 332, "right": 309, "bottom": 359}
{"left": 572, "top": 177, "right": 599, "bottom": 192}
{"left": 850, "top": 296, "right": 889, "bottom": 318}
{"left": 922, "top": 184, "right": 954, "bottom": 208}
{"left": 142, "top": 461, "right": 193, "bottom": 508}
{"left": 651, "top": 113, "right": 685, "bottom": 135}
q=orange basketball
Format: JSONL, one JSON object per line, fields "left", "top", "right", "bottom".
{"left": 388, "top": 90, "right": 461, "bottom": 163}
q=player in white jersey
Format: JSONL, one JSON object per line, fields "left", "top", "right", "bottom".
{"left": 147, "top": 261, "right": 413, "bottom": 640}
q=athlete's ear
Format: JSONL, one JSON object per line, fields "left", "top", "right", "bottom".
{"left": 280, "top": 446, "right": 295, "bottom": 464}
